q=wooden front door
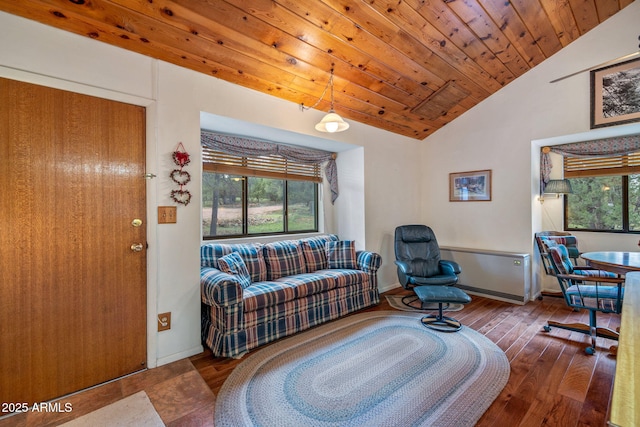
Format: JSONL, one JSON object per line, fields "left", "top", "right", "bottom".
{"left": 0, "top": 78, "right": 147, "bottom": 404}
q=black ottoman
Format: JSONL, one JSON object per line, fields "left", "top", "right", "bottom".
{"left": 414, "top": 285, "right": 471, "bottom": 332}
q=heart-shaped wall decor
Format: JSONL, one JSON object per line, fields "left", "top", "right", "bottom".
{"left": 170, "top": 169, "right": 191, "bottom": 185}
{"left": 171, "top": 189, "right": 192, "bottom": 206}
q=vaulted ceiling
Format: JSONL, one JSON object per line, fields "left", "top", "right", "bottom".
{"left": 0, "top": 0, "right": 634, "bottom": 139}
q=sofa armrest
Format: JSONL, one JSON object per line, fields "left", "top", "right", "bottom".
{"left": 200, "top": 267, "right": 244, "bottom": 307}
{"left": 356, "top": 250, "right": 382, "bottom": 274}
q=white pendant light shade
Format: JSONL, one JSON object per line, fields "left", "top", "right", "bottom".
{"left": 315, "top": 111, "right": 350, "bottom": 133}
{"left": 301, "top": 67, "right": 349, "bottom": 133}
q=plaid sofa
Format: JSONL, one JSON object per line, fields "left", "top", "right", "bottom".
{"left": 200, "top": 235, "right": 381, "bottom": 358}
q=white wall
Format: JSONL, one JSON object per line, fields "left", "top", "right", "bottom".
{"left": 0, "top": 11, "right": 421, "bottom": 365}
{"left": 420, "top": 1, "right": 640, "bottom": 297}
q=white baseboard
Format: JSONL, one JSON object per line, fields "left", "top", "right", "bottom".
{"left": 379, "top": 282, "right": 401, "bottom": 294}
{"left": 156, "top": 344, "right": 203, "bottom": 367}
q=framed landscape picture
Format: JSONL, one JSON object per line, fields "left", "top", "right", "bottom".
{"left": 590, "top": 57, "right": 640, "bottom": 129}
{"left": 449, "top": 169, "right": 491, "bottom": 202}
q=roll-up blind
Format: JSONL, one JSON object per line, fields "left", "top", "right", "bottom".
{"left": 202, "top": 146, "right": 322, "bottom": 182}
{"left": 564, "top": 152, "right": 640, "bottom": 177}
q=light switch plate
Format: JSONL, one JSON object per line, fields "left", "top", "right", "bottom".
{"left": 158, "top": 206, "right": 177, "bottom": 224}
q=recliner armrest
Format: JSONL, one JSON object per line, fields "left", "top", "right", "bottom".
{"left": 394, "top": 260, "right": 412, "bottom": 274}
{"left": 439, "top": 260, "right": 462, "bottom": 275}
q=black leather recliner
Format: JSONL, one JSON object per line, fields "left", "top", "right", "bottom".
{"left": 394, "top": 225, "right": 462, "bottom": 307}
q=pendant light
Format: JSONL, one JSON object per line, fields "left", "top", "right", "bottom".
{"left": 300, "top": 68, "right": 349, "bottom": 133}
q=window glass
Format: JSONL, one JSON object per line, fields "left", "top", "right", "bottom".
{"left": 202, "top": 173, "right": 319, "bottom": 239}
{"left": 247, "top": 177, "right": 284, "bottom": 234}
{"left": 202, "top": 172, "right": 243, "bottom": 236}
{"left": 629, "top": 174, "right": 640, "bottom": 231}
{"left": 566, "top": 176, "right": 622, "bottom": 231}
{"left": 287, "top": 180, "right": 317, "bottom": 232}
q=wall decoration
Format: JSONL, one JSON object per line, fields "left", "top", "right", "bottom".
{"left": 591, "top": 57, "right": 640, "bottom": 129}
{"left": 170, "top": 142, "right": 192, "bottom": 205}
{"left": 449, "top": 169, "right": 492, "bottom": 202}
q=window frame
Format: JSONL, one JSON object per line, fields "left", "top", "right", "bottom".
{"left": 563, "top": 174, "right": 640, "bottom": 234}
{"left": 202, "top": 155, "right": 320, "bottom": 240}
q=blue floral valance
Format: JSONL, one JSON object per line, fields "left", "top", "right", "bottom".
{"left": 201, "top": 131, "right": 339, "bottom": 204}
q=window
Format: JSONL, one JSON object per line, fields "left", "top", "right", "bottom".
{"left": 564, "top": 152, "right": 640, "bottom": 232}
{"left": 202, "top": 148, "right": 319, "bottom": 238}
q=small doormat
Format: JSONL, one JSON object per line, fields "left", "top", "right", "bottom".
{"left": 386, "top": 294, "right": 464, "bottom": 312}
{"left": 60, "top": 391, "right": 164, "bottom": 427}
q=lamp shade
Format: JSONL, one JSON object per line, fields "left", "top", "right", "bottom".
{"left": 315, "top": 111, "right": 350, "bottom": 133}
{"left": 544, "top": 179, "right": 573, "bottom": 194}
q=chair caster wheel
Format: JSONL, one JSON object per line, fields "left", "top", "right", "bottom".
{"left": 543, "top": 325, "right": 551, "bottom": 332}
{"left": 585, "top": 347, "right": 595, "bottom": 355}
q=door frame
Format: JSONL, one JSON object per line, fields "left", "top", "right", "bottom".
{"left": 1, "top": 66, "right": 159, "bottom": 369}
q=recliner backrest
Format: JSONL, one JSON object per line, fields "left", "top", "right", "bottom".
{"left": 394, "top": 225, "right": 441, "bottom": 277}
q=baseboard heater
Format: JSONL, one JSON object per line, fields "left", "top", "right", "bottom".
{"left": 440, "top": 246, "right": 531, "bottom": 305}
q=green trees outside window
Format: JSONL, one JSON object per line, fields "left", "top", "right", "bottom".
{"left": 202, "top": 172, "right": 318, "bottom": 238}
{"left": 566, "top": 174, "right": 640, "bottom": 232}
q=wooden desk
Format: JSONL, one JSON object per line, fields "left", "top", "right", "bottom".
{"left": 581, "top": 251, "right": 640, "bottom": 275}
{"left": 609, "top": 271, "right": 640, "bottom": 427}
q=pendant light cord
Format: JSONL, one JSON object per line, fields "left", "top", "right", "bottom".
{"left": 300, "top": 68, "right": 334, "bottom": 111}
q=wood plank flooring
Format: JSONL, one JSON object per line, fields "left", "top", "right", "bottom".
{"left": 0, "top": 289, "right": 619, "bottom": 426}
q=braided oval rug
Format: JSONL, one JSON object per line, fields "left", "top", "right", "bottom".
{"left": 215, "top": 311, "right": 509, "bottom": 427}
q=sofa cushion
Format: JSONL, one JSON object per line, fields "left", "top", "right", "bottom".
{"left": 217, "top": 252, "right": 252, "bottom": 289}
{"left": 315, "top": 269, "right": 370, "bottom": 288}
{"left": 326, "top": 240, "right": 357, "bottom": 269}
{"left": 301, "top": 240, "right": 329, "bottom": 272}
{"left": 201, "top": 243, "right": 267, "bottom": 283}
{"left": 300, "top": 235, "right": 339, "bottom": 273}
{"left": 263, "top": 240, "right": 306, "bottom": 280}
{"left": 242, "top": 281, "right": 298, "bottom": 312}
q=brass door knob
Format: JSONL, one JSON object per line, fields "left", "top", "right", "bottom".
{"left": 130, "top": 243, "right": 144, "bottom": 252}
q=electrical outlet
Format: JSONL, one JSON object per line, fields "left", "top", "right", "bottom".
{"left": 158, "top": 312, "right": 171, "bottom": 331}
{"left": 158, "top": 206, "right": 177, "bottom": 224}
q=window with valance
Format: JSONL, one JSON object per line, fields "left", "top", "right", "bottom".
{"left": 541, "top": 134, "right": 640, "bottom": 232}
{"left": 201, "top": 131, "right": 338, "bottom": 238}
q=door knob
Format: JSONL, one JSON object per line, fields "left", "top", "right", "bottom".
{"left": 130, "top": 243, "right": 144, "bottom": 252}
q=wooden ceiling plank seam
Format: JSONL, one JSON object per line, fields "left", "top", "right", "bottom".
{"left": 316, "top": 0, "right": 498, "bottom": 90}
{"left": 116, "top": 0, "right": 419, "bottom": 119}
{"left": 337, "top": 0, "right": 506, "bottom": 99}
{"left": 478, "top": 0, "right": 548, "bottom": 66}
{"left": 219, "top": 0, "right": 435, "bottom": 104}
{"left": 507, "top": 0, "right": 564, "bottom": 58}
{"left": 363, "top": 0, "right": 504, "bottom": 94}
{"left": 401, "top": 0, "right": 516, "bottom": 86}
{"left": 102, "top": 0, "right": 423, "bottom": 124}
{"left": 538, "top": 0, "right": 581, "bottom": 48}
{"left": 269, "top": 0, "right": 455, "bottom": 95}
{"left": 36, "top": 0, "right": 307, "bottom": 92}
{"left": 566, "top": 0, "right": 600, "bottom": 36}
{"left": 441, "top": 0, "right": 531, "bottom": 78}
{"left": 266, "top": 0, "right": 491, "bottom": 106}
{"left": 125, "top": 0, "right": 432, "bottom": 112}
{"left": 593, "top": 0, "right": 621, "bottom": 22}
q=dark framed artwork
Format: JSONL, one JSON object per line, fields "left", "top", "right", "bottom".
{"left": 449, "top": 169, "right": 492, "bottom": 202}
{"left": 590, "top": 57, "right": 640, "bottom": 129}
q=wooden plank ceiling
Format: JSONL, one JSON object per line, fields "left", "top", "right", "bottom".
{"left": 0, "top": 0, "right": 633, "bottom": 139}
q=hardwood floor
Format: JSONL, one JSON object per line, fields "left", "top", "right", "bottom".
{"left": 0, "top": 289, "right": 619, "bottom": 426}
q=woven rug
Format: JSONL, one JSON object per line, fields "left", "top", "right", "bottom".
{"left": 385, "top": 294, "right": 464, "bottom": 312}
{"left": 61, "top": 391, "right": 164, "bottom": 427}
{"left": 215, "top": 311, "right": 509, "bottom": 427}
